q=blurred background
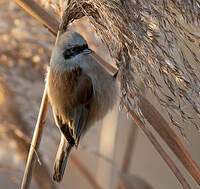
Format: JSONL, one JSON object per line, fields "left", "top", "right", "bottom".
{"left": 0, "top": 1, "right": 200, "bottom": 189}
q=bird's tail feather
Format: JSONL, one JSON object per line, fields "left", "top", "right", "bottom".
{"left": 53, "top": 135, "right": 72, "bottom": 182}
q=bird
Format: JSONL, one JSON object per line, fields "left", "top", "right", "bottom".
{"left": 46, "top": 30, "right": 118, "bottom": 182}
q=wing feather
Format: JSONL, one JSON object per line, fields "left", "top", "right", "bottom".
{"left": 73, "top": 107, "right": 89, "bottom": 147}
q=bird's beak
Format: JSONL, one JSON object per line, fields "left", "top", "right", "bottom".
{"left": 83, "top": 48, "right": 93, "bottom": 54}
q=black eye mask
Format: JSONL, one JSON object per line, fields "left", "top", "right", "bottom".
{"left": 63, "top": 44, "right": 89, "bottom": 60}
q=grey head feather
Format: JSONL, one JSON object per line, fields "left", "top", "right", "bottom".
{"left": 57, "top": 31, "right": 88, "bottom": 50}
{"left": 50, "top": 31, "right": 89, "bottom": 70}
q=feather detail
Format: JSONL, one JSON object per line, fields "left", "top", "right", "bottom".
{"left": 73, "top": 107, "right": 89, "bottom": 147}
{"left": 53, "top": 135, "right": 72, "bottom": 182}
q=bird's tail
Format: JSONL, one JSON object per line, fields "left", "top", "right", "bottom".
{"left": 53, "top": 135, "right": 72, "bottom": 182}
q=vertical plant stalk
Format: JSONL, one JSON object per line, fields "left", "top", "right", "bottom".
{"left": 0, "top": 78, "right": 56, "bottom": 189}
{"left": 20, "top": 19, "right": 63, "bottom": 187}
{"left": 13, "top": 0, "right": 200, "bottom": 188}
{"left": 20, "top": 86, "right": 49, "bottom": 189}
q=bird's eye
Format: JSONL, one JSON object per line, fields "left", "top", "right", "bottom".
{"left": 63, "top": 49, "right": 72, "bottom": 59}
{"left": 72, "top": 47, "right": 78, "bottom": 53}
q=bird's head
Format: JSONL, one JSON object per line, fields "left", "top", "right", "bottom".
{"left": 50, "top": 31, "right": 92, "bottom": 70}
